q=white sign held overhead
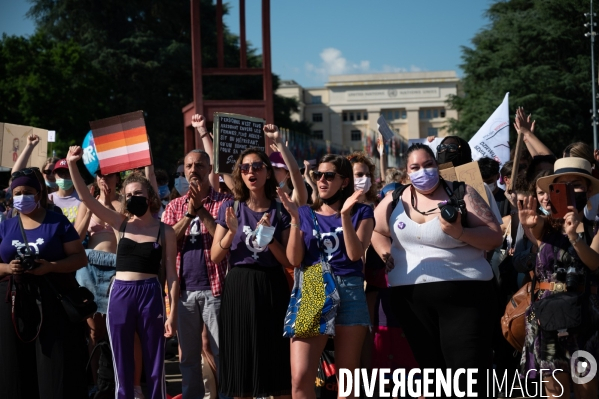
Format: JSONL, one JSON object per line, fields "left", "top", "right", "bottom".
{"left": 468, "top": 92, "right": 510, "bottom": 166}
{"left": 377, "top": 115, "right": 395, "bottom": 141}
{"left": 48, "top": 130, "right": 56, "bottom": 142}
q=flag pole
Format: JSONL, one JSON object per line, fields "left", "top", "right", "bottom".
{"left": 585, "top": 2, "right": 598, "bottom": 150}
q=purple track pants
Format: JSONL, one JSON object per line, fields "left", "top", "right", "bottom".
{"left": 107, "top": 277, "right": 166, "bottom": 399}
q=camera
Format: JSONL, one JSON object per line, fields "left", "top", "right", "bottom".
{"left": 438, "top": 199, "right": 461, "bottom": 223}
{"left": 554, "top": 249, "right": 580, "bottom": 291}
{"left": 16, "top": 252, "right": 39, "bottom": 271}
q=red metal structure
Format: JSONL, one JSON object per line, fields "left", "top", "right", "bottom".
{"left": 182, "top": 0, "right": 274, "bottom": 154}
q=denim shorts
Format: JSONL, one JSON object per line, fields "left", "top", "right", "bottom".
{"left": 335, "top": 275, "right": 370, "bottom": 327}
{"left": 75, "top": 249, "right": 116, "bottom": 314}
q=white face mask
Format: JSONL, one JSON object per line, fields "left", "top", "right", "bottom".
{"left": 174, "top": 177, "right": 189, "bottom": 196}
{"left": 354, "top": 176, "right": 372, "bottom": 192}
{"left": 487, "top": 181, "right": 497, "bottom": 192}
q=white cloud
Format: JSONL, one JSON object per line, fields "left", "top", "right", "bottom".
{"left": 305, "top": 48, "right": 424, "bottom": 83}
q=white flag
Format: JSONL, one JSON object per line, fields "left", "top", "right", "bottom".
{"left": 468, "top": 92, "right": 510, "bottom": 166}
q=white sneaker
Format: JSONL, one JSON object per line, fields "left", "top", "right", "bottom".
{"left": 133, "top": 386, "right": 145, "bottom": 399}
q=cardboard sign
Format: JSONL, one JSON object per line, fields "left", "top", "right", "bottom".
{"left": 439, "top": 161, "right": 489, "bottom": 204}
{"left": 0, "top": 123, "right": 48, "bottom": 169}
{"left": 377, "top": 115, "right": 395, "bottom": 141}
{"left": 213, "top": 112, "right": 265, "bottom": 174}
{"left": 89, "top": 111, "right": 152, "bottom": 174}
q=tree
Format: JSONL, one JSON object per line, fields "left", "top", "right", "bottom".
{"left": 448, "top": 0, "right": 597, "bottom": 152}
{"left": 4, "top": 0, "right": 308, "bottom": 170}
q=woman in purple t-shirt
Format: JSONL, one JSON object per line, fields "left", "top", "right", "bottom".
{"left": 281, "top": 154, "right": 374, "bottom": 399}
{"left": 0, "top": 170, "right": 88, "bottom": 398}
{"left": 211, "top": 147, "right": 293, "bottom": 398}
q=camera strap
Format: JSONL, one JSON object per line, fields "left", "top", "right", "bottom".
{"left": 17, "top": 216, "right": 33, "bottom": 257}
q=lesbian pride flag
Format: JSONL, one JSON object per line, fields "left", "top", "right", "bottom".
{"left": 89, "top": 111, "right": 151, "bottom": 174}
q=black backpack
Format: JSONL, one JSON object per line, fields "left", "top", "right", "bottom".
{"left": 390, "top": 180, "right": 468, "bottom": 227}
{"left": 87, "top": 341, "right": 115, "bottom": 399}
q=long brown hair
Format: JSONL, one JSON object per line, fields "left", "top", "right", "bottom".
{"left": 120, "top": 172, "right": 162, "bottom": 218}
{"left": 311, "top": 154, "right": 354, "bottom": 213}
{"left": 231, "top": 148, "right": 278, "bottom": 202}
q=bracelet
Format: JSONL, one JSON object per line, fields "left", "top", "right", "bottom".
{"left": 219, "top": 238, "right": 231, "bottom": 250}
{"left": 200, "top": 131, "right": 211, "bottom": 139}
{"left": 456, "top": 227, "right": 465, "bottom": 241}
{"left": 290, "top": 223, "right": 300, "bottom": 229}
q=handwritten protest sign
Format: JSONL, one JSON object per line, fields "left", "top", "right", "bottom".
{"left": 377, "top": 115, "right": 395, "bottom": 141}
{"left": 439, "top": 161, "right": 489, "bottom": 204}
{"left": 0, "top": 123, "right": 48, "bottom": 169}
{"left": 90, "top": 111, "right": 151, "bottom": 174}
{"left": 213, "top": 112, "right": 265, "bottom": 174}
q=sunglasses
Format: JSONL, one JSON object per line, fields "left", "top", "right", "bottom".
{"left": 43, "top": 169, "right": 54, "bottom": 175}
{"left": 437, "top": 144, "right": 461, "bottom": 154}
{"left": 239, "top": 162, "right": 265, "bottom": 174}
{"left": 354, "top": 172, "right": 370, "bottom": 178}
{"left": 11, "top": 167, "right": 40, "bottom": 179}
{"left": 312, "top": 171, "right": 343, "bottom": 181}
{"left": 172, "top": 172, "right": 184, "bottom": 178}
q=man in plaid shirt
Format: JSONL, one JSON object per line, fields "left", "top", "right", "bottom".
{"left": 162, "top": 148, "right": 231, "bottom": 399}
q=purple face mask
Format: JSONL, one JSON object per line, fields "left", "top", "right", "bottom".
{"left": 409, "top": 167, "right": 439, "bottom": 192}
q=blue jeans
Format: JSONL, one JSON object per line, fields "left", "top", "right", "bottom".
{"left": 334, "top": 275, "right": 370, "bottom": 327}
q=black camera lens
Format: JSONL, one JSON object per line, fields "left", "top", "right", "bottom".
{"left": 565, "top": 266, "right": 578, "bottom": 290}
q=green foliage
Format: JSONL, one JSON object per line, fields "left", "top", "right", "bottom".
{"left": 0, "top": 0, "right": 305, "bottom": 170}
{"left": 448, "top": 0, "right": 597, "bottom": 152}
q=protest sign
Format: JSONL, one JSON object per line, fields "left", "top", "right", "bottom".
{"left": 408, "top": 137, "right": 443, "bottom": 156}
{"left": 90, "top": 111, "right": 151, "bottom": 174}
{"left": 468, "top": 92, "right": 510, "bottom": 166}
{"left": 213, "top": 112, "right": 265, "bottom": 174}
{"left": 0, "top": 123, "right": 48, "bottom": 169}
{"left": 439, "top": 161, "right": 489, "bottom": 204}
{"left": 82, "top": 130, "right": 99, "bottom": 176}
{"left": 377, "top": 115, "right": 395, "bottom": 141}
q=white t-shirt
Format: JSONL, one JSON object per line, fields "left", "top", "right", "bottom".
{"left": 48, "top": 191, "right": 81, "bottom": 223}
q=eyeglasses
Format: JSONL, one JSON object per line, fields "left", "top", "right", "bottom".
{"left": 172, "top": 172, "right": 184, "bottom": 178}
{"left": 11, "top": 167, "right": 40, "bottom": 179}
{"left": 312, "top": 171, "right": 343, "bottom": 181}
{"left": 43, "top": 169, "right": 54, "bottom": 175}
{"left": 436, "top": 144, "right": 461, "bottom": 154}
{"left": 239, "top": 162, "right": 265, "bottom": 174}
{"left": 354, "top": 172, "right": 370, "bottom": 178}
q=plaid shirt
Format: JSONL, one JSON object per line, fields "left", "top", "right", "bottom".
{"left": 162, "top": 187, "right": 232, "bottom": 297}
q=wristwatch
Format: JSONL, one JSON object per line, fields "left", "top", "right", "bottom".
{"left": 570, "top": 234, "right": 583, "bottom": 246}
{"left": 185, "top": 211, "right": 195, "bottom": 219}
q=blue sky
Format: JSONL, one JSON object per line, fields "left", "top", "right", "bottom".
{"left": 1, "top": 0, "right": 494, "bottom": 87}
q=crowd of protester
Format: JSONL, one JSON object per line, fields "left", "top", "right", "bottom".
{"left": 0, "top": 107, "right": 598, "bottom": 399}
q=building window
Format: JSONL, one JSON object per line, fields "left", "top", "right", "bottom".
{"left": 382, "top": 109, "right": 406, "bottom": 121}
{"left": 401, "top": 110, "right": 407, "bottom": 119}
{"left": 343, "top": 110, "right": 367, "bottom": 122}
{"left": 420, "top": 108, "right": 446, "bottom": 120}
{"left": 363, "top": 111, "right": 368, "bottom": 120}
{"left": 313, "top": 130, "right": 323, "bottom": 139}
{"left": 356, "top": 112, "right": 362, "bottom": 121}
{"left": 312, "top": 113, "right": 323, "bottom": 122}
{"left": 427, "top": 128, "right": 438, "bottom": 136}
{"left": 312, "top": 95, "right": 322, "bottom": 104}
{"left": 351, "top": 130, "right": 361, "bottom": 141}
{"left": 349, "top": 112, "right": 354, "bottom": 121}
{"left": 342, "top": 112, "right": 348, "bottom": 122}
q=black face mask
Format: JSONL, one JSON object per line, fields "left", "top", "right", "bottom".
{"left": 436, "top": 151, "right": 460, "bottom": 166}
{"left": 321, "top": 188, "right": 344, "bottom": 205}
{"left": 574, "top": 191, "right": 588, "bottom": 212}
{"left": 126, "top": 196, "right": 149, "bottom": 217}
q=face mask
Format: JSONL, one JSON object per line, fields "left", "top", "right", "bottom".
{"left": 158, "top": 184, "right": 170, "bottom": 199}
{"left": 13, "top": 195, "right": 38, "bottom": 214}
{"left": 126, "top": 196, "right": 149, "bottom": 217}
{"left": 574, "top": 192, "right": 588, "bottom": 213}
{"left": 354, "top": 176, "right": 372, "bottom": 192}
{"left": 409, "top": 168, "right": 440, "bottom": 192}
{"left": 278, "top": 179, "right": 287, "bottom": 189}
{"left": 436, "top": 151, "right": 461, "bottom": 166}
{"left": 321, "top": 188, "right": 344, "bottom": 205}
{"left": 487, "top": 181, "right": 497, "bottom": 192}
{"left": 254, "top": 224, "right": 276, "bottom": 247}
{"left": 45, "top": 180, "right": 58, "bottom": 189}
{"left": 539, "top": 206, "right": 551, "bottom": 216}
{"left": 174, "top": 177, "right": 189, "bottom": 196}
{"left": 55, "top": 177, "right": 73, "bottom": 190}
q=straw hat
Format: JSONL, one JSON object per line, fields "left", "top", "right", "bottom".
{"left": 536, "top": 157, "right": 599, "bottom": 196}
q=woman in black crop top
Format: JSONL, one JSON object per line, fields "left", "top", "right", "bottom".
{"left": 67, "top": 146, "right": 180, "bottom": 399}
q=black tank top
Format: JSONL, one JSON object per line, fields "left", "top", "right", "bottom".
{"left": 115, "top": 222, "right": 162, "bottom": 274}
